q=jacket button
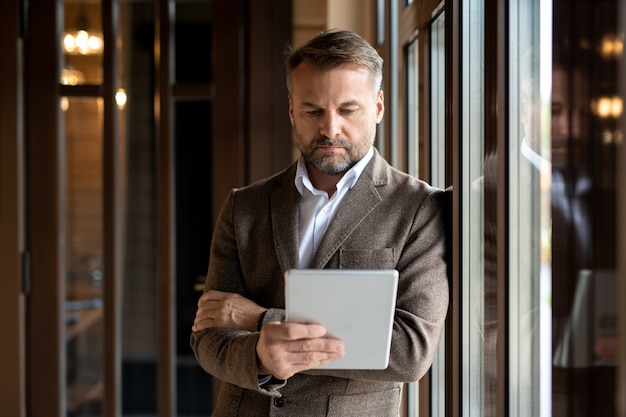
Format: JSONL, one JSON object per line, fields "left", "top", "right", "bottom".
{"left": 273, "top": 397, "right": 285, "bottom": 407}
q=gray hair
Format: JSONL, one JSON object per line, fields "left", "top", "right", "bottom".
{"left": 285, "top": 29, "right": 384, "bottom": 94}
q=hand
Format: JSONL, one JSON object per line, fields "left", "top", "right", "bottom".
{"left": 192, "top": 290, "right": 266, "bottom": 332}
{"left": 256, "top": 322, "right": 345, "bottom": 380}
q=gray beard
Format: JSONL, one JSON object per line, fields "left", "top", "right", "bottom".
{"left": 303, "top": 137, "right": 357, "bottom": 174}
{"left": 307, "top": 153, "right": 356, "bottom": 175}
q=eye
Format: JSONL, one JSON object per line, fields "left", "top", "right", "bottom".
{"left": 340, "top": 108, "right": 356, "bottom": 115}
{"left": 305, "top": 109, "right": 322, "bottom": 117}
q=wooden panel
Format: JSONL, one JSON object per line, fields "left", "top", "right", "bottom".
{"left": 0, "top": 0, "right": 25, "bottom": 415}
{"left": 155, "top": 0, "right": 176, "bottom": 415}
{"left": 26, "top": 0, "right": 65, "bottom": 415}
{"left": 248, "top": 0, "right": 293, "bottom": 183}
{"left": 212, "top": 0, "right": 247, "bottom": 220}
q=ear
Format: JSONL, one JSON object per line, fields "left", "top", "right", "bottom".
{"left": 288, "top": 96, "right": 295, "bottom": 126}
{"left": 375, "top": 90, "right": 385, "bottom": 123}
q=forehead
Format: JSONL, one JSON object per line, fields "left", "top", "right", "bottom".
{"left": 290, "top": 62, "right": 375, "bottom": 100}
{"left": 552, "top": 68, "right": 586, "bottom": 104}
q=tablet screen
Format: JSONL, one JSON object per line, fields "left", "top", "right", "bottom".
{"left": 284, "top": 269, "right": 398, "bottom": 369}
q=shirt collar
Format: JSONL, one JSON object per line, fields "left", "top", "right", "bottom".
{"left": 520, "top": 138, "right": 551, "bottom": 178}
{"left": 295, "top": 147, "right": 374, "bottom": 196}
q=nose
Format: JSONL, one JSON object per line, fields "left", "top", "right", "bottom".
{"left": 552, "top": 111, "right": 569, "bottom": 138}
{"left": 320, "top": 112, "right": 342, "bottom": 138}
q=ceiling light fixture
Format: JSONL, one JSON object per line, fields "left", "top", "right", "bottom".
{"left": 62, "top": 8, "right": 103, "bottom": 56}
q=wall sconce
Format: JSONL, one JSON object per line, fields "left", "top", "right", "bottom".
{"left": 115, "top": 88, "right": 127, "bottom": 109}
{"left": 60, "top": 97, "right": 69, "bottom": 112}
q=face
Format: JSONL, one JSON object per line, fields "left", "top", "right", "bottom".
{"left": 551, "top": 67, "right": 585, "bottom": 169}
{"left": 288, "top": 62, "right": 384, "bottom": 175}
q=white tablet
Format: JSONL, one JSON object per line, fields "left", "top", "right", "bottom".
{"left": 284, "top": 269, "right": 399, "bottom": 369}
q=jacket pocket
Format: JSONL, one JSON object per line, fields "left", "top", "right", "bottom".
{"left": 339, "top": 248, "right": 395, "bottom": 269}
{"left": 327, "top": 387, "right": 401, "bottom": 417}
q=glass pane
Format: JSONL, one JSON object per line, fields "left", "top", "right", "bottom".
{"left": 508, "top": 0, "right": 551, "bottom": 416}
{"left": 62, "top": 0, "right": 104, "bottom": 85}
{"left": 430, "top": 12, "right": 445, "bottom": 185}
{"left": 461, "top": 0, "right": 485, "bottom": 416}
{"left": 64, "top": 96, "right": 104, "bottom": 417}
{"left": 175, "top": 1, "right": 213, "bottom": 84}
{"left": 406, "top": 38, "right": 418, "bottom": 177}
{"left": 118, "top": 1, "right": 159, "bottom": 415}
{"left": 429, "top": 10, "right": 446, "bottom": 417}
{"left": 174, "top": 100, "right": 214, "bottom": 416}
{"left": 550, "top": 1, "right": 619, "bottom": 415}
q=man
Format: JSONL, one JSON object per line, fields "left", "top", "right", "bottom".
{"left": 190, "top": 29, "right": 449, "bottom": 417}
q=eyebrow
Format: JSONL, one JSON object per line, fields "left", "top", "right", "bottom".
{"left": 299, "top": 100, "right": 361, "bottom": 108}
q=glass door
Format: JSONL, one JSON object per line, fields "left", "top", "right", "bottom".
{"left": 26, "top": 1, "right": 291, "bottom": 415}
{"left": 28, "top": 0, "right": 219, "bottom": 414}
{"left": 61, "top": 1, "right": 117, "bottom": 415}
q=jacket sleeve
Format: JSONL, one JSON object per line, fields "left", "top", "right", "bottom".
{"left": 189, "top": 190, "right": 286, "bottom": 395}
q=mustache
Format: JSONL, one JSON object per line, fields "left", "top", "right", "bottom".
{"left": 313, "top": 137, "right": 351, "bottom": 148}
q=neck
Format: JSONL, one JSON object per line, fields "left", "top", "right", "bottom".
{"left": 306, "top": 162, "right": 345, "bottom": 197}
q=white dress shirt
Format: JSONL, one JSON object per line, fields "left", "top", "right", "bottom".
{"left": 294, "top": 147, "right": 374, "bottom": 268}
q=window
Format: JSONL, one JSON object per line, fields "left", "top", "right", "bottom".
{"left": 406, "top": 38, "right": 418, "bottom": 177}
{"left": 508, "top": 0, "right": 550, "bottom": 415}
{"left": 460, "top": 1, "right": 486, "bottom": 415}
{"left": 430, "top": 9, "right": 445, "bottom": 186}
{"left": 382, "top": 1, "right": 449, "bottom": 415}
{"left": 429, "top": 8, "right": 446, "bottom": 417}
{"left": 321, "top": 1, "right": 622, "bottom": 416}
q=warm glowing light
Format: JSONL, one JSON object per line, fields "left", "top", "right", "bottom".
{"left": 600, "top": 34, "right": 624, "bottom": 59}
{"left": 115, "top": 88, "right": 128, "bottom": 109}
{"left": 601, "top": 130, "right": 624, "bottom": 145}
{"left": 62, "top": 29, "right": 104, "bottom": 55}
{"left": 60, "top": 97, "right": 69, "bottom": 112}
{"left": 61, "top": 68, "right": 85, "bottom": 85}
{"left": 593, "top": 96, "right": 623, "bottom": 118}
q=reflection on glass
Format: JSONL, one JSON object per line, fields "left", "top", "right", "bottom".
{"left": 63, "top": 0, "right": 104, "bottom": 84}
{"left": 508, "top": 1, "right": 551, "bottom": 416}
{"left": 461, "top": 1, "right": 485, "bottom": 416}
{"left": 406, "top": 39, "right": 418, "bottom": 177}
{"left": 429, "top": 11, "right": 446, "bottom": 417}
{"left": 430, "top": 12, "right": 445, "bottom": 186}
{"left": 550, "top": 1, "right": 619, "bottom": 415}
{"left": 64, "top": 96, "right": 104, "bottom": 417}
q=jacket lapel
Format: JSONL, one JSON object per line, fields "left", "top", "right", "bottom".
{"left": 271, "top": 164, "right": 301, "bottom": 271}
{"left": 310, "top": 152, "right": 388, "bottom": 268}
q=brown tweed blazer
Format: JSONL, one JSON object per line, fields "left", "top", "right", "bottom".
{"left": 190, "top": 149, "right": 449, "bottom": 417}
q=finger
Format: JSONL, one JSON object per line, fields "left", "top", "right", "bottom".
{"left": 192, "top": 317, "right": 215, "bottom": 332}
{"left": 288, "top": 349, "right": 344, "bottom": 367}
{"left": 257, "top": 336, "right": 345, "bottom": 379}
{"left": 289, "top": 337, "right": 344, "bottom": 356}
{"left": 195, "top": 305, "right": 220, "bottom": 323}
{"left": 271, "top": 354, "right": 340, "bottom": 379}
{"left": 266, "top": 322, "right": 327, "bottom": 341}
{"left": 198, "top": 289, "right": 228, "bottom": 304}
